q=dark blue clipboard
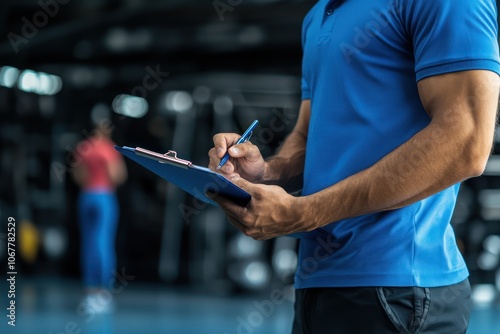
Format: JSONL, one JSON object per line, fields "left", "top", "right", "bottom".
{"left": 115, "top": 146, "right": 251, "bottom": 206}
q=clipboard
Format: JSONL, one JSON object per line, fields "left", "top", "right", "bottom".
{"left": 115, "top": 146, "right": 251, "bottom": 206}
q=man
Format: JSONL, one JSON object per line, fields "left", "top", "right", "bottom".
{"left": 208, "top": 0, "right": 500, "bottom": 333}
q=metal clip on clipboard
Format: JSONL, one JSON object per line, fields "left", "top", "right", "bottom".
{"left": 115, "top": 144, "right": 251, "bottom": 207}
{"left": 134, "top": 147, "right": 192, "bottom": 169}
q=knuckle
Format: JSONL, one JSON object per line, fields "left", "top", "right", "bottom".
{"left": 244, "top": 142, "right": 255, "bottom": 150}
{"left": 241, "top": 215, "right": 252, "bottom": 226}
{"left": 247, "top": 144, "right": 260, "bottom": 157}
{"left": 234, "top": 144, "right": 246, "bottom": 154}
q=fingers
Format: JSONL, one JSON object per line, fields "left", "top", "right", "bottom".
{"left": 206, "top": 183, "right": 272, "bottom": 240}
{"left": 208, "top": 149, "right": 236, "bottom": 174}
{"left": 208, "top": 191, "right": 248, "bottom": 218}
{"left": 227, "top": 216, "right": 267, "bottom": 241}
{"left": 227, "top": 216, "right": 248, "bottom": 233}
{"left": 229, "top": 176, "right": 253, "bottom": 191}
{"left": 226, "top": 142, "right": 261, "bottom": 162}
{"left": 209, "top": 134, "right": 261, "bottom": 174}
{"left": 215, "top": 200, "right": 255, "bottom": 238}
{"left": 209, "top": 133, "right": 242, "bottom": 172}
{"left": 212, "top": 133, "right": 242, "bottom": 158}
{"left": 208, "top": 147, "right": 227, "bottom": 171}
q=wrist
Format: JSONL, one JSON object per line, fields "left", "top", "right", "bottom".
{"left": 260, "top": 158, "right": 287, "bottom": 185}
{"left": 260, "top": 161, "right": 273, "bottom": 183}
{"left": 292, "top": 195, "right": 317, "bottom": 232}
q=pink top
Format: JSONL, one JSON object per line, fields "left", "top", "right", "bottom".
{"left": 78, "top": 137, "right": 120, "bottom": 191}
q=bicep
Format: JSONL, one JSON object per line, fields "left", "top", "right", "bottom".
{"left": 417, "top": 70, "right": 499, "bottom": 171}
{"left": 417, "top": 70, "right": 499, "bottom": 125}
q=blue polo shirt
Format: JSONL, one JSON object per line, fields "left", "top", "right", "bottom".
{"left": 295, "top": 0, "right": 500, "bottom": 288}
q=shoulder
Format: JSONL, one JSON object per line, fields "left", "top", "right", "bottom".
{"left": 399, "top": 0, "right": 498, "bottom": 36}
{"left": 302, "top": 1, "right": 322, "bottom": 30}
{"left": 402, "top": 0, "right": 497, "bottom": 16}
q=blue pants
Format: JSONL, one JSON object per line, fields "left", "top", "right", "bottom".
{"left": 78, "top": 191, "right": 119, "bottom": 289}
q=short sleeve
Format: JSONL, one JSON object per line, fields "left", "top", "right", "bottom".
{"left": 301, "top": 77, "right": 311, "bottom": 100}
{"left": 404, "top": 0, "right": 500, "bottom": 81}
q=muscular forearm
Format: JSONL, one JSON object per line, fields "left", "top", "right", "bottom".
{"left": 261, "top": 130, "right": 307, "bottom": 186}
{"left": 301, "top": 121, "right": 482, "bottom": 228}
{"left": 260, "top": 100, "right": 310, "bottom": 186}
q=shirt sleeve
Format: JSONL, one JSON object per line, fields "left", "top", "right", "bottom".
{"left": 404, "top": 0, "right": 500, "bottom": 81}
{"left": 301, "top": 77, "right": 311, "bottom": 100}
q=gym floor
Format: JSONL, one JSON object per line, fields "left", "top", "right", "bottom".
{"left": 4, "top": 277, "right": 500, "bottom": 334}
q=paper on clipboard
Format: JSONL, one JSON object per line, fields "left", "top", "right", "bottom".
{"left": 115, "top": 146, "right": 251, "bottom": 206}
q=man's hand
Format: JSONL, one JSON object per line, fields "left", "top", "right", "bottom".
{"left": 207, "top": 177, "right": 311, "bottom": 240}
{"left": 208, "top": 133, "right": 266, "bottom": 182}
{"left": 206, "top": 101, "right": 311, "bottom": 240}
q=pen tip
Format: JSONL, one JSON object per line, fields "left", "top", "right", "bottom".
{"left": 216, "top": 165, "right": 221, "bottom": 170}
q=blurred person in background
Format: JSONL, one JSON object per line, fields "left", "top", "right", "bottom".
{"left": 208, "top": 0, "right": 500, "bottom": 333}
{"left": 73, "top": 118, "right": 127, "bottom": 312}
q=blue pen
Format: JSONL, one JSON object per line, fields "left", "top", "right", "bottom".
{"left": 217, "top": 120, "right": 259, "bottom": 170}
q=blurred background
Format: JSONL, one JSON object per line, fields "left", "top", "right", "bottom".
{"left": 0, "top": 0, "right": 499, "bottom": 333}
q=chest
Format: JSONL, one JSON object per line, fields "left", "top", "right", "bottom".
{"left": 303, "top": 0, "right": 412, "bottom": 73}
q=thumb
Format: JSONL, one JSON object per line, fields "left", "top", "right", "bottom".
{"left": 230, "top": 176, "right": 254, "bottom": 191}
